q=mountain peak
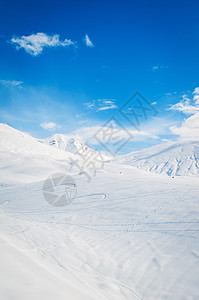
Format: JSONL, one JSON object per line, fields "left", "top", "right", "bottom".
{"left": 42, "top": 133, "right": 97, "bottom": 156}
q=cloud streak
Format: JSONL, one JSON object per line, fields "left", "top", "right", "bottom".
{"left": 0, "top": 80, "right": 23, "bottom": 88}
{"left": 84, "top": 34, "right": 94, "bottom": 47}
{"left": 84, "top": 99, "right": 118, "bottom": 111}
{"left": 152, "top": 65, "right": 168, "bottom": 71}
{"left": 10, "top": 33, "right": 76, "bottom": 56}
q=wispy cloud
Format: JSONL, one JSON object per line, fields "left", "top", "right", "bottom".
{"left": 10, "top": 33, "right": 76, "bottom": 56}
{"left": 165, "top": 91, "right": 177, "bottom": 96}
{"left": 71, "top": 125, "right": 158, "bottom": 146}
{"left": 0, "top": 80, "right": 23, "bottom": 89}
{"left": 84, "top": 102, "right": 96, "bottom": 109}
{"left": 97, "top": 104, "right": 118, "bottom": 111}
{"left": 152, "top": 65, "right": 168, "bottom": 71}
{"left": 84, "top": 34, "right": 94, "bottom": 47}
{"left": 40, "top": 122, "right": 60, "bottom": 130}
{"left": 84, "top": 99, "right": 117, "bottom": 111}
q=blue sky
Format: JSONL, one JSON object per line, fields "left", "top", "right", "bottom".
{"left": 0, "top": 0, "right": 199, "bottom": 154}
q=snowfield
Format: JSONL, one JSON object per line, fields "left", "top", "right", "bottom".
{"left": 1, "top": 123, "right": 199, "bottom": 300}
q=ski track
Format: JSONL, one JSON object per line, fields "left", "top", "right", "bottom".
{"left": 1, "top": 174, "right": 199, "bottom": 299}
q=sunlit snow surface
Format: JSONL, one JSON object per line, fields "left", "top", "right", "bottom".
{"left": 1, "top": 123, "right": 199, "bottom": 299}
{"left": 114, "top": 139, "right": 199, "bottom": 177}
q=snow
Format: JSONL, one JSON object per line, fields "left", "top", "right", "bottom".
{"left": 1, "top": 123, "right": 199, "bottom": 299}
{"left": 42, "top": 133, "right": 98, "bottom": 156}
{"left": 114, "top": 139, "right": 199, "bottom": 177}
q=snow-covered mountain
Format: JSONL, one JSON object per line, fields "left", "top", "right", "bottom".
{"left": 1, "top": 123, "right": 199, "bottom": 177}
{"left": 1, "top": 123, "right": 199, "bottom": 299}
{"left": 0, "top": 123, "right": 77, "bottom": 159}
{"left": 42, "top": 133, "right": 97, "bottom": 156}
{"left": 0, "top": 124, "right": 107, "bottom": 183}
{"left": 0, "top": 123, "right": 98, "bottom": 159}
{"left": 115, "top": 139, "right": 199, "bottom": 176}
{"left": 0, "top": 123, "right": 78, "bottom": 183}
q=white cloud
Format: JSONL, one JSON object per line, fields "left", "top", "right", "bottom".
{"left": 84, "top": 34, "right": 94, "bottom": 47}
{"left": 84, "top": 99, "right": 118, "bottom": 111}
{"left": 165, "top": 91, "right": 177, "bottom": 96}
{"left": 84, "top": 102, "right": 95, "bottom": 109}
{"left": 152, "top": 65, "right": 168, "bottom": 71}
{"left": 169, "top": 87, "right": 199, "bottom": 139}
{"left": 10, "top": 33, "right": 76, "bottom": 56}
{"left": 0, "top": 80, "right": 23, "bottom": 88}
{"left": 152, "top": 65, "right": 159, "bottom": 70}
{"left": 170, "top": 113, "right": 199, "bottom": 139}
{"left": 193, "top": 87, "right": 199, "bottom": 94}
{"left": 169, "top": 89, "right": 199, "bottom": 115}
{"left": 97, "top": 104, "right": 118, "bottom": 111}
{"left": 169, "top": 101, "right": 199, "bottom": 115}
{"left": 103, "top": 100, "right": 113, "bottom": 104}
{"left": 193, "top": 87, "right": 199, "bottom": 105}
{"left": 72, "top": 125, "right": 158, "bottom": 146}
{"left": 40, "top": 122, "right": 60, "bottom": 130}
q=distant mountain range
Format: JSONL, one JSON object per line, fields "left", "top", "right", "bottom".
{"left": 114, "top": 139, "right": 199, "bottom": 177}
{"left": 1, "top": 123, "right": 199, "bottom": 177}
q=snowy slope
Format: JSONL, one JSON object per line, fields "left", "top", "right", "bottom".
{"left": 1, "top": 162, "right": 199, "bottom": 299}
{"left": 42, "top": 133, "right": 97, "bottom": 156}
{"left": 0, "top": 124, "right": 107, "bottom": 184}
{"left": 0, "top": 124, "right": 77, "bottom": 183}
{"left": 0, "top": 123, "right": 76, "bottom": 159}
{"left": 114, "top": 139, "right": 199, "bottom": 177}
{"left": 1, "top": 123, "right": 199, "bottom": 299}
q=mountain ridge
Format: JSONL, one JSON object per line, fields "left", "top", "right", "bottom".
{"left": 114, "top": 139, "right": 199, "bottom": 176}
{"left": 1, "top": 123, "right": 199, "bottom": 177}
